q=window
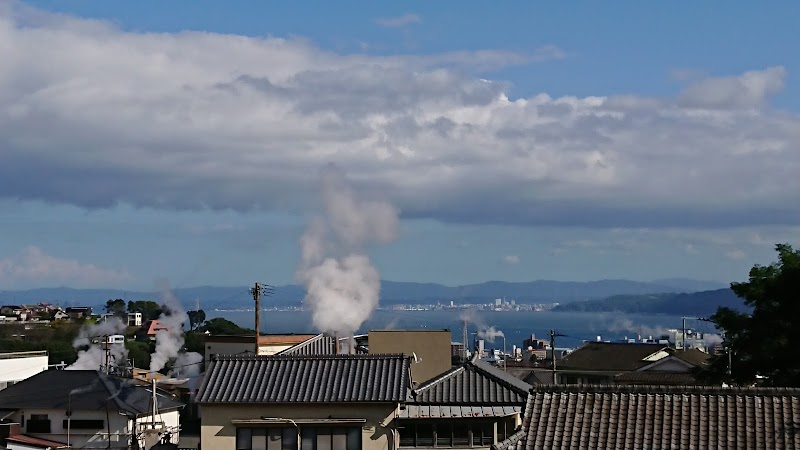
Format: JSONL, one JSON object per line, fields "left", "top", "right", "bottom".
{"left": 62, "top": 419, "right": 105, "bottom": 429}
{"left": 400, "top": 421, "right": 496, "bottom": 448}
{"left": 237, "top": 426, "right": 361, "bottom": 450}
{"left": 27, "top": 414, "right": 51, "bottom": 433}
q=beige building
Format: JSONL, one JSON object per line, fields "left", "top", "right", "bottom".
{"left": 198, "top": 354, "right": 410, "bottom": 450}
{"left": 368, "top": 330, "right": 452, "bottom": 384}
{"left": 203, "top": 333, "right": 323, "bottom": 365}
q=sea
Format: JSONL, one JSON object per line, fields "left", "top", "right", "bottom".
{"left": 213, "top": 309, "right": 714, "bottom": 350}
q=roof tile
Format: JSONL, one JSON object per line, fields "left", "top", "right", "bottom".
{"left": 197, "top": 354, "right": 409, "bottom": 403}
{"left": 502, "top": 384, "right": 800, "bottom": 450}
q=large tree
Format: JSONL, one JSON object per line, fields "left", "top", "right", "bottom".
{"left": 127, "top": 300, "right": 163, "bottom": 321}
{"left": 105, "top": 298, "right": 126, "bottom": 317}
{"left": 708, "top": 243, "right": 800, "bottom": 387}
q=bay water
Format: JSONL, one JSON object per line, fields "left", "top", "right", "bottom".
{"left": 213, "top": 309, "right": 710, "bottom": 350}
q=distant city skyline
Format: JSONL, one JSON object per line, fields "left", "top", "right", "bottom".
{"left": 1, "top": 2, "right": 798, "bottom": 290}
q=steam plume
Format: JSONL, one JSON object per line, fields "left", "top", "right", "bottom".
{"left": 149, "top": 280, "right": 201, "bottom": 374}
{"left": 459, "top": 309, "right": 505, "bottom": 343}
{"left": 297, "top": 166, "right": 398, "bottom": 337}
{"left": 478, "top": 326, "right": 505, "bottom": 343}
{"left": 68, "top": 316, "right": 128, "bottom": 370}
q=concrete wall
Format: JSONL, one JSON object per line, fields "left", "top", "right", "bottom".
{"left": 368, "top": 331, "right": 452, "bottom": 384}
{"left": 0, "top": 353, "right": 48, "bottom": 390}
{"left": 200, "top": 403, "right": 398, "bottom": 450}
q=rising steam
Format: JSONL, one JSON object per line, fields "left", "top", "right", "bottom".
{"left": 478, "top": 326, "right": 505, "bottom": 343}
{"left": 459, "top": 309, "right": 505, "bottom": 343}
{"left": 297, "top": 166, "right": 398, "bottom": 337}
{"left": 149, "top": 280, "right": 202, "bottom": 374}
{"left": 68, "top": 316, "right": 128, "bottom": 370}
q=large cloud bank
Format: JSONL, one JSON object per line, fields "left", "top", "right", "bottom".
{"left": 1, "top": 5, "right": 798, "bottom": 228}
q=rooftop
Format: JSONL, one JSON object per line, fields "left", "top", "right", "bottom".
{"left": 0, "top": 370, "right": 183, "bottom": 416}
{"left": 411, "top": 357, "right": 531, "bottom": 405}
{"left": 499, "top": 384, "right": 800, "bottom": 450}
{"left": 197, "top": 354, "right": 410, "bottom": 404}
{"left": 558, "top": 342, "right": 710, "bottom": 372}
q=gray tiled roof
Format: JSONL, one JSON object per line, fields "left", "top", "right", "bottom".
{"left": 399, "top": 405, "right": 520, "bottom": 419}
{"left": 508, "top": 384, "right": 800, "bottom": 450}
{"left": 558, "top": 342, "right": 667, "bottom": 372}
{"left": 276, "top": 333, "right": 336, "bottom": 356}
{"left": 197, "top": 354, "right": 409, "bottom": 404}
{"left": 614, "top": 371, "right": 703, "bottom": 385}
{"left": 0, "top": 370, "right": 183, "bottom": 416}
{"left": 410, "top": 358, "right": 531, "bottom": 405}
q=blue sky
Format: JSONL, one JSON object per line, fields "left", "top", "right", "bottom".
{"left": 1, "top": 1, "right": 798, "bottom": 290}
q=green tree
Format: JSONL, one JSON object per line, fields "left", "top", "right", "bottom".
{"left": 706, "top": 244, "right": 800, "bottom": 387}
{"left": 127, "top": 300, "right": 163, "bottom": 321}
{"left": 125, "top": 340, "right": 153, "bottom": 369}
{"left": 105, "top": 299, "right": 126, "bottom": 317}
{"left": 198, "top": 317, "right": 253, "bottom": 335}
{"left": 187, "top": 309, "right": 206, "bottom": 331}
{"left": 184, "top": 331, "right": 206, "bottom": 354}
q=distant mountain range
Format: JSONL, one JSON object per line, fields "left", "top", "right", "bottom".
{"left": 552, "top": 288, "right": 747, "bottom": 316}
{"left": 0, "top": 278, "right": 727, "bottom": 311}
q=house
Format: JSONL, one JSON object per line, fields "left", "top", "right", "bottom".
{"left": 0, "top": 369, "right": 184, "bottom": 449}
{"left": 64, "top": 307, "right": 92, "bottom": 320}
{"left": 0, "top": 351, "right": 49, "bottom": 391}
{"left": 0, "top": 306, "right": 22, "bottom": 317}
{"left": 494, "top": 384, "right": 800, "bottom": 450}
{"left": 197, "top": 353, "right": 410, "bottom": 450}
{"left": 400, "top": 356, "right": 531, "bottom": 449}
{"left": 128, "top": 312, "right": 143, "bottom": 327}
{"left": 554, "top": 342, "right": 711, "bottom": 385}
{"left": 203, "top": 333, "right": 324, "bottom": 365}
{"left": 49, "top": 310, "right": 69, "bottom": 321}
{"left": 135, "top": 320, "right": 171, "bottom": 341}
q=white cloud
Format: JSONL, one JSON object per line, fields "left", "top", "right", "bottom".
{"left": 0, "top": 246, "right": 133, "bottom": 287}
{"left": 502, "top": 255, "right": 520, "bottom": 265}
{"left": 375, "top": 13, "right": 422, "bottom": 28}
{"left": 678, "top": 66, "right": 786, "bottom": 109}
{"left": 0, "top": 6, "right": 798, "bottom": 230}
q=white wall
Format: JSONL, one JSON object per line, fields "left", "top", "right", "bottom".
{"left": 11, "top": 407, "right": 129, "bottom": 449}
{"left": 0, "top": 354, "right": 48, "bottom": 390}
{"left": 9, "top": 407, "right": 180, "bottom": 449}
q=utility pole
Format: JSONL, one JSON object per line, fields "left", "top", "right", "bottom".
{"left": 104, "top": 335, "right": 111, "bottom": 374}
{"left": 462, "top": 320, "right": 468, "bottom": 362}
{"left": 549, "top": 330, "right": 556, "bottom": 384}
{"left": 682, "top": 317, "right": 687, "bottom": 350}
{"left": 249, "top": 282, "right": 274, "bottom": 355}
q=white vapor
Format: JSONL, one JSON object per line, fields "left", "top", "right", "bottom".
{"left": 459, "top": 309, "right": 505, "bottom": 343}
{"left": 477, "top": 326, "right": 505, "bottom": 343}
{"left": 149, "top": 280, "right": 201, "bottom": 374}
{"left": 297, "top": 166, "right": 398, "bottom": 337}
{"left": 68, "top": 316, "right": 128, "bottom": 370}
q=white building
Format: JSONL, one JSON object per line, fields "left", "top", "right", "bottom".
{"left": 0, "top": 370, "right": 183, "bottom": 449}
{"left": 0, "top": 351, "right": 48, "bottom": 391}
{"left": 127, "top": 312, "right": 142, "bottom": 327}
